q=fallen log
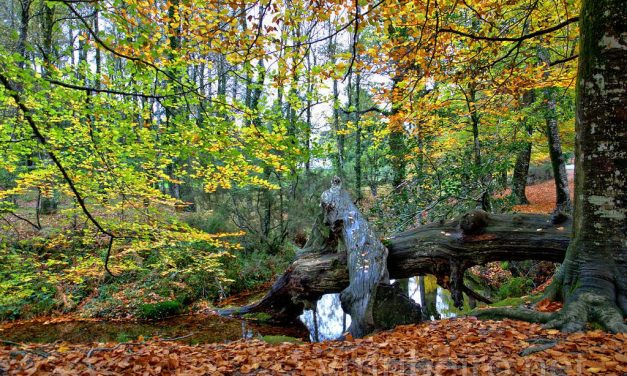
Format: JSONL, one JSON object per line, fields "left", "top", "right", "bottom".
{"left": 220, "top": 188, "right": 570, "bottom": 326}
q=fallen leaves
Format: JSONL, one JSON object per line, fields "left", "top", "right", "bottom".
{"left": 2, "top": 318, "right": 626, "bottom": 375}
{"left": 513, "top": 171, "right": 575, "bottom": 214}
{"left": 536, "top": 298, "right": 563, "bottom": 312}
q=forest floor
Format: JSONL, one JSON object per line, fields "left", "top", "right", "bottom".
{"left": 2, "top": 318, "right": 626, "bottom": 375}
{"left": 5, "top": 171, "right": 626, "bottom": 375}
{"left": 512, "top": 168, "right": 575, "bottom": 214}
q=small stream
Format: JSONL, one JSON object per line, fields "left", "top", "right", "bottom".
{"left": 1, "top": 277, "right": 458, "bottom": 345}
{"left": 0, "top": 314, "right": 309, "bottom": 345}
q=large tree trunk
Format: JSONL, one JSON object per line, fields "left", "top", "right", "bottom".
{"left": 221, "top": 197, "right": 570, "bottom": 328}
{"left": 544, "top": 0, "right": 627, "bottom": 333}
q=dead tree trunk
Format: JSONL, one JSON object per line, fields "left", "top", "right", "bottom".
{"left": 321, "top": 177, "right": 390, "bottom": 337}
{"left": 220, "top": 183, "right": 570, "bottom": 334}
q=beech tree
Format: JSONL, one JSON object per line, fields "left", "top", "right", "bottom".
{"left": 542, "top": 0, "right": 626, "bottom": 332}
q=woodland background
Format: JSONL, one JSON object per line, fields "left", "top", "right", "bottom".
{"left": 1, "top": 0, "right": 579, "bottom": 321}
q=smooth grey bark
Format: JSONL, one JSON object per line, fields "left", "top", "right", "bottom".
{"left": 544, "top": 0, "right": 627, "bottom": 333}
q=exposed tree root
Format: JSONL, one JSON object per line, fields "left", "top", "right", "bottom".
{"left": 544, "top": 293, "right": 627, "bottom": 333}
{"left": 471, "top": 307, "right": 554, "bottom": 324}
{"left": 472, "top": 292, "right": 627, "bottom": 333}
{"left": 519, "top": 341, "right": 558, "bottom": 356}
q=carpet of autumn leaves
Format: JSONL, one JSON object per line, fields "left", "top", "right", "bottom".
{"left": 512, "top": 171, "right": 575, "bottom": 214}
{"left": 2, "top": 317, "right": 626, "bottom": 375}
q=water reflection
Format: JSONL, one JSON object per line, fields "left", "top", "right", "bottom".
{"left": 300, "top": 277, "right": 458, "bottom": 341}
{"left": 299, "top": 294, "right": 351, "bottom": 341}
{"left": 1, "top": 314, "right": 309, "bottom": 345}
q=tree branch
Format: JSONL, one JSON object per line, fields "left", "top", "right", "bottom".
{"left": 438, "top": 16, "right": 578, "bottom": 42}
{"left": 549, "top": 54, "right": 578, "bottom": 66}
{"left": 46, "top": 78, "right": 166, "bottom": 99}
{"left": 0, "top": 72, "right": 118, "bottom": 277}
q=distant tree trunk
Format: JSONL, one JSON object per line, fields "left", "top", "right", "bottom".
{"left": 538, "top": 48, "right": 572, "bottom": 213}
{"left": 333, "top": 77, "right": 344, "bottom": 175}
{"left": 17, "top": 0, "right": 31, "bottom": 68}
{"left": 304, "top": 49, "right": 313, "bottom": 174}
{"left": 93, "top": 7, "right": 101, "bottom": 87}
{"left": 389, "top": 75, "right": 406, "bottom": 189}
{"left": 511, "top": 90, "right": 535, "bottom": 204}
{"left": 165, "top": 0, "right": 182, "bottom": 200}
{"left": 461, "top": 83, "right": 491, "bottom": 211}
{"left": 354, "top": 73, "right": 363, "bottom": 201}
{"left": 544, "top": 0, "right": 627, "bottom": 333}
{"left": 326, "top": 23, "right": 344, "bottom": 176}
{"left": 38, "top": 1, "right": 59, "bottom": 215}
{"left": 468, "top": 88, "right": 481, "bottom": 169}
{"left": 473, "top": 93, "right": 491, "bottom": 211}
{"left": 544, "top": 87, "right": 571, "bottom": 213}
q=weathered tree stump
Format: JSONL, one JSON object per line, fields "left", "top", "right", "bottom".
{"left": 320, "top": 177, "right": 421, "bottom": 337}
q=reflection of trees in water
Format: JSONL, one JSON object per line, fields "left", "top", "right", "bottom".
{"left": 408, "top": 276, "right": 443, "bottom": 320}
{"left": 300, "top": 294, "right": 351, "bottom": 342}
{"left": 301, "top": 276, "right": 457, "bottom": 342}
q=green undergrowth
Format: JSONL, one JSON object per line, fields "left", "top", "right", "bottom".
{"left": 489, "top": 296, "right": 531, "bottom": 308}
{"left": 138, "top": 300, "right": 184, "bottom": 320}
{"left": 242, "top": 312, "right": 273, "bottom": 322}
{"left": 0, "top": 226, "right": 295, "bottom": 321}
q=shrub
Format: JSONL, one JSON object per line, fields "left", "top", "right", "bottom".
{"left": 496, "top": 277, "right": 533, "bottom": 300}
{"left": 137, "top": 300, "right": 183, "bottom": 320}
